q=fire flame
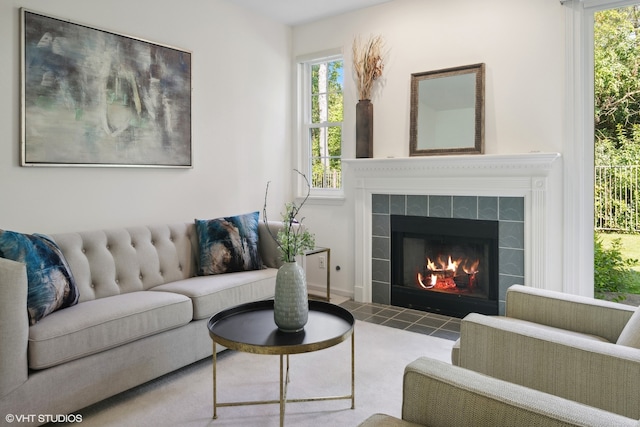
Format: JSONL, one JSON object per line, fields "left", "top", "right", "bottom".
{"left": 417, "top": 255, "right": 480, "bottom": 291}
{"left": 417, "top": 272, "right": 435, "bottom": 289}
{"left": 426, "top": 256, "right": 458, "bottom": 272}
{"left": 463, "top": 259, "right": 480, "bottom": 275}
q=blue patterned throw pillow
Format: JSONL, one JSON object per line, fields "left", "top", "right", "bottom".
{"left": 0, "top": 230, "right": 79, "bottom": 325}
{"left": 195, "top": 211, "right": 263, "bottom": 275}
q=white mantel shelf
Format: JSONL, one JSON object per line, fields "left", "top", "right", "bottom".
{"left": 343, "top": 152, "right": 563, "bottom": 303}
{"left": 343, "top": 152, "right": 560, "bottom": 178}
{"left": 343, "top": 152, "right": 561, "bottom": 197}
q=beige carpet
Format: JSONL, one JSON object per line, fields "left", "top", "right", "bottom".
{"left": 65, "top": 320, "right": 454, "bottom": 427}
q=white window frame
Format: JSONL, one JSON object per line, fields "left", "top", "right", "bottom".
{"left": 294, "top": 49, "right": 344, "bottom": 202}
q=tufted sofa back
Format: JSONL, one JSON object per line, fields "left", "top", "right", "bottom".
{"left": 51, "top": 223, "right": 197, "bottom": 304}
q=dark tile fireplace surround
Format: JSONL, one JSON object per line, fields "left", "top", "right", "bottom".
{"left": 371, "top": 193, "right": 525, "bottom": 317}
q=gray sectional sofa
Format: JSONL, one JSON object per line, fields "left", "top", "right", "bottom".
{"left": 0, "top": 220, "right": 285, "bottom": 426}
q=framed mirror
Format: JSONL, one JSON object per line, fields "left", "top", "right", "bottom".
{"left": 410, "top": 63, "right": 485, "bottom": 156}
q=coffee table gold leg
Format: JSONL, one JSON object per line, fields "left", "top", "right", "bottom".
{"left": 213, "top": 342, "right": 217, "bottom": 419}
{"left": 286, "top": 354, "right": 290, "bottom": 384}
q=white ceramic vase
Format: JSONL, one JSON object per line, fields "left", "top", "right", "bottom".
{"left": 273, "top": 261, "right": 308, "bottom": 332}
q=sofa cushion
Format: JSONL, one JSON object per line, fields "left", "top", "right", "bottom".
{"left": 195, "top": 212, "right": 263, "bottom": 275}
{"left": 617, "top": 308, "right": 640, "bottom": 348}
{"left": 150, "top": 268, "right": 277, "bottom": 320}
{"left": 28, "top": 291, "right": 192, "bottom": 369}
{"left": 0, "top": 230, "right": 79, "bottom": 325}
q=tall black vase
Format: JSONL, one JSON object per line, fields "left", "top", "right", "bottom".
{"left": 356, "top": 99, "right": 373, "bottom": 158}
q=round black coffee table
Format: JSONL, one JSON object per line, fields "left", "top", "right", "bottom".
{"left": 207, "top": 299, "right": 355, "bottom": 426}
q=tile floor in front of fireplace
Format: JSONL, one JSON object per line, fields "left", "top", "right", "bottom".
{"left": 337, "top": 299, "right": 461, "bottom": 341}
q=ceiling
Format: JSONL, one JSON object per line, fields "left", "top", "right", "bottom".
{"left": 225, "top": 0, "right": 394, "bottom": 26}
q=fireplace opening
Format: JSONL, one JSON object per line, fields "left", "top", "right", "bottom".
{"left": 391, "top": 215, "right": 499, "bottom": 318}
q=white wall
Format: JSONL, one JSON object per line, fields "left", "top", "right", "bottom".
{"left": 0, "top": 0, "right": 292, "bottom": 234}
{"left": 0, "top": 0, "right": 569, "bottom": 299}
{"left": 293, "top": 0, "right": 567, "bottom": 297}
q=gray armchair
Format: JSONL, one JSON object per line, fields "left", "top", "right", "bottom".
{"left": 453, "top": 284, "right": 640, "bottom": 419}
{"left": 358, "top": 358, "right": 637, "bottom": 427}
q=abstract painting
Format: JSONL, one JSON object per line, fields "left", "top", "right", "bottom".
{"left": 21, "top": 9, "right": 192, "bottom": 167}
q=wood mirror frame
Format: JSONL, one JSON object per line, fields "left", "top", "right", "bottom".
{"left": 410, "top": 63, "right": 485, "bottom": 156}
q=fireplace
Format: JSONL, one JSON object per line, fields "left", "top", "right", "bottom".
{"left": 344, "top": 153, "right": 563, "bottom": 315}
{"left": 391, "top": 215, "right": 499, "bottom": 318}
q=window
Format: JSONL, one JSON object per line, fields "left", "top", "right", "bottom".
{"left": 297, "top": 52, "right": 343, "bottom": 197}
{"left": 563, "top": 0, "right": 640, "bottom": 296}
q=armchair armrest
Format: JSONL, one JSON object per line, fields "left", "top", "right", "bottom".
{"left": 458, "top": 313, "right": 640, "bottom": 419}
{"left": 400, "top": 358, "right": 636, "bottom": 427}
{"left": 506, "top": 285, "right": 635, "bottom": 342}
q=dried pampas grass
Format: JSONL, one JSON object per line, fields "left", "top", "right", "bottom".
{"left": 352, "top": 34, "right": 386, "bottom": 100}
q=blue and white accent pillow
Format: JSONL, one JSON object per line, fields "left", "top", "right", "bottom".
{"left": 195, "top": 211, "right": 263, "bottom": 275}
{"left": 0, "top": 230, "right": 79, "bottom": 325}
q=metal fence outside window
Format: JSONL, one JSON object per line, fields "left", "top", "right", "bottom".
{"left": 311, "top": 169, "right": 342, "bottom": 189}
{"left": 595, "top": 165, "right": 640, "bottom": 232}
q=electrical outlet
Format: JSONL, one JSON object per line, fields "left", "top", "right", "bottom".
{"left": 318, "top": 255, "right": 326, "bottom": 269}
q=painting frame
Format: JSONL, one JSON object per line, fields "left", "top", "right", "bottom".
{"left": 20, "top": 8, "right": 193, "bottom": 168}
